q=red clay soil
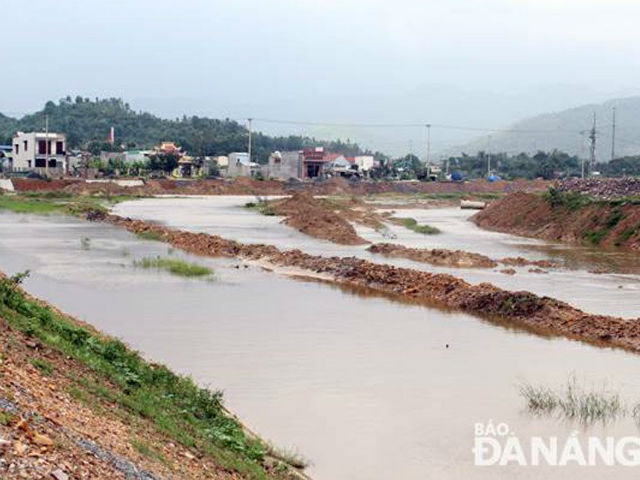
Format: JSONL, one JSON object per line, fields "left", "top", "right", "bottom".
{"left": 367, "top": 243, "right": 498, "bottom": 268}
{"left": 0, "top": 319, "right": 240, "bottom": 480}
{"left": 268, "top": 192, "right": 369, "bottom": 245}
{"left": 9, "top": 177, "right": 550, "bottom": 196}
{"left": 85, "top": 210, "right": 640, "bottom": 354}
{"left": 367, "top": 243, "right": 556, "bottom": 270}
{"left": 11, "top": 179, "right": 80, "bottom": 192}
{"left": 472, "top": 192, "right": 640, "bottom": 251}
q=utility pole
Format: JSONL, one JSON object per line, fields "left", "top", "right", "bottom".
{"left": 247, "top": 118, "right": 253, "bottom": 163}
{"left": 486, "top": 135, "right": 491, "bottom": 178}
{"left": 425, "top": 124, "right": 431, "bottom": 165}
{"left": 45, "top": 114, "right": 49, "bottom": 176}
{"left": 589, "top": 112, "right": 597, "bottom": 176}
{"left": 611, "top": 107, "right": 616, "bottom": 162}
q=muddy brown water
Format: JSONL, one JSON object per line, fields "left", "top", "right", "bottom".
{"left": 112, "top": 196, "right": 640, "bottom": 318}
{"left": 2, "top": 210, "right": 640, "bottom": 479}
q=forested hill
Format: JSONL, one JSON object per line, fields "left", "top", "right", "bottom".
{"left": 0, "top": 97, "right": 366, "bottom": 162}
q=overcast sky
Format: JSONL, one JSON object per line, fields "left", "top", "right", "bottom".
{"left": 3, "top": 0, "right": 639, "bottom": 154}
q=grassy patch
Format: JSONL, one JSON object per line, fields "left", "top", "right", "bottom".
{"left": 244, "top": 200, "right": 277, "bottom": 216}
{"left": 0, "top": 410, "right": 15, "bottom": 426}
{"left": 616, "top": 222, "right": 640, "bottom": 246}
{"left": 545, "top": 188, "right": 595, "bottom": 211}
{"left": 135, "top": 230, "right": 165, "bottom": 242}
{"left": 0, "top": 192, "right": 134, "bottom": 216}
{"left": 0, "top": 195, "right": 68, "bottom": 214}
{"left": 133, "top": 257, "right": 214, "bottom": 278}
{"left": 519, "top": 377, "right": 624, "bottom": 424}
{"left": 30, "top": 357, "right": 54, "bottom": 376}
{"left": 131, "top": 438, "right": 172, "bottom": 469}
{"left": 0, "top": 272, "right": 289, "bottom": 479}
{"left": 391, "top": 217, "right": 441, "bottom": 235}
{"left": 583, "top": 229, "right": 608, "bottom": 246}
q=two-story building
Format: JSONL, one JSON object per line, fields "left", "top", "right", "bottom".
{"left": 12, "top": 132, "right": 67, "bottom": 172}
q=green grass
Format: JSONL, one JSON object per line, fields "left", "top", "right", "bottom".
{"left": 135, "top": 230, "right": 165, "bottom": 242}
{"left": 0, "top": 271, "right": 292, "bottom": 479}
{"left": 391, "top": 217, "right": 441, "bottom": 235}
{"left": 133, "top": 257, "right": 214, "bottom": 278}
{"left": 0, "top": 195, "right": 68, "bottom": 214}
{"left": 519, "top": 377, "right": 624, "bottom": 424}
{"left": 30, "top": 357, "right": 54, "bottom": 376}
{"left": 0, "top": 192, "right": 136, "bottom": 216}
{"left": 131, "top": 438, "right": 172, "bottom": 469}
{"left": 244, "top": 200, "right": 277, "bottom": 216}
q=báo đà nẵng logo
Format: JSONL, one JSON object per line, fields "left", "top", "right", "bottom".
{"left": 472, "top": 421, "right": 640, "bottom": 467}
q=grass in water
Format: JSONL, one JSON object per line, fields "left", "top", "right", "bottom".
{"left": 133, "top": 256, "right": 213, "bottom": 278}
{"left": 519, "top": 377, "right": 624, "bottom": 424}
{"left": 391, "top": 217, "right": 441, "bottom": 235}
{"left": 135, "top": 230, "right": 165, "bottom": 242}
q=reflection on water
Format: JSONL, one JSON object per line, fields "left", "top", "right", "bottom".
{"left": 114, "top": 197, "right": 640, "bottom": 318}
{"left": 3, "top": 211, "right": 640, "bottom": 479}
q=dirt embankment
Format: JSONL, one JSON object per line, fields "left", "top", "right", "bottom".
{"left": 9, "top": 177, "right": 550, "bottom": 197}
{"left": 87, "top": 210, "right": 640, "bottom": 354}
{"left": 472, "top": 191, "right": 640, "bottom": 251}
{"left": 366, "top": 243, "right": 556, "bottom": 270}
{"left": 0, "top": 321, "right": 237, "bottom": 480}
{"left": 267, "top": 192, "right": 369, "bottom": 245}
{"left": 367, "top": 243, "right": 498, "bottom": 268}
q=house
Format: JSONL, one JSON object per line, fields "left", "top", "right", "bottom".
{"left": 226, "top": 152, "right": 261, "bottom": 177}
{"left": 301, "top": 147, "right": 329, "bottom": 178}
{"left": 11, "top": 132, "right": 67, "bottom": 173}
{"left": 267, "top": 151, "right": 302, "bottom": 180}
{"left": 354, "top": 155, "right": 374, "bottom": 172}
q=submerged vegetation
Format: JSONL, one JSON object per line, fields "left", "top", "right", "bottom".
{"left": 391, "top": 217, "right": 441, "bottom": 235}
{"left": 0, "top": 191, "right": 134, "bottom": 216}
{"left": 519, "top": 377, "right": 628, "bottom": 424}
{"left": 0, "top": 271, "right": 296, "bottom": 478}
{"left": 133, "top": 256, "right": 214, "bottom": 278}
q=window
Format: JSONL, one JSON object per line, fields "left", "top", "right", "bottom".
{"left": 35, "top": 158, "right": 46, "bottom": 168}
{"left": 27, "top": 160, "right": 32, "bottom": 168}
{"left": 48, "top": 159, "right": 57, "bottom": 168}
{"left": 38, "top": 140, "right": 47, "bottom": 154}
{"left": 23, "top": 140, "right": 27, "bottom": 151}
{"left": 14, "top": 144, "right": 19, "bottom": 154}
{"left": 56, "top": 141, "right": 64, "bottom": 155}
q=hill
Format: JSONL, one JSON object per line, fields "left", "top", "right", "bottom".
{"left": 0, "top": 96, "right": 367, "bottom": 162}
{"left": 450, "top": 97, "right": 640, "bottom": 160}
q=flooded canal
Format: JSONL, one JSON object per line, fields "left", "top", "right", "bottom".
{"left": 113, "top": 196, "right": 640, "bottom": 318}
{"left": 2, "top": 210, "right": 640, "bottom": 479}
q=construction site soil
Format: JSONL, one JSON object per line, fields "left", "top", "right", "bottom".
{"left": 472, "top": 191, "right": 640, "bottom": 251}
{"left": 266, "top": 192, "right": 369, "bottom": 245}
{"left": 84, "top": 209, "right": 640, "bottom": 355}
{"left": 8, "top": 177, "right": 550, "bottom": 197}
{"left": 366, "top": 243, "right": 556, "bottom": 270}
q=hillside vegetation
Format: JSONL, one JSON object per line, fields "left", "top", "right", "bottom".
{"left": 0, "top": 96, "right": 366, "bottom": 163}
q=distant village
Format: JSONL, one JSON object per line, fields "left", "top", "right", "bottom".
{"left": 0, "top": 129, "right": 444, "bottom": 182}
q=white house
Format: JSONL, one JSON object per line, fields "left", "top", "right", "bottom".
{"left": 226, "top": 152, "right": 260, "bottom": 177}
{"left": 354, "top": 155, "right": 374, "bottom": 172}
{"left": 12, "top": 132, "right": 67, "bottom": 172}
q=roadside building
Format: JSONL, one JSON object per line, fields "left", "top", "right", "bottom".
{"left": 354, "top": 155, "right": 375, "bottom": 172}
{"left": 11, "top": 132, "right": 67, "bottom": 173}
{"left": 302, "top": 147, "right": 329, "bottom": 178}
{"left": 226, "top": 152, "right": 260, "bottom": 177}
{"left": 267, "top": 151, "right": 302, "bottom": 180}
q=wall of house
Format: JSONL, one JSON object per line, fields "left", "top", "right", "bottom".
{"left": 268, "top": 151, "right": 301, "bottom": 180}
{"left": 12, "top": 133, "right": 66, "bottom": 171}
